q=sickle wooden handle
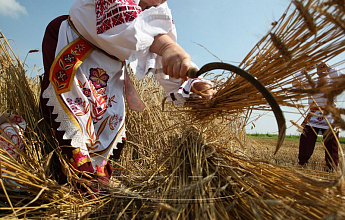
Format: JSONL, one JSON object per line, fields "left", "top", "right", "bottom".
{"left": 186, "top": 67, "right": 199, "bottom": 78}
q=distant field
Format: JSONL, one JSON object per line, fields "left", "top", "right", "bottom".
{"left": 245, "top": 134, "right": 345, "bottom": 171}
{"left": 247, "top": 133, "right": 345, "bottom": 144}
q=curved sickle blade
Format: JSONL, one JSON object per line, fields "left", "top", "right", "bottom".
{"left": 188, "top": 62, "right": 286, "bottom": 154}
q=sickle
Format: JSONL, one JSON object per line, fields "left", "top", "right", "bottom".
{"left": 187, "top": 62, "right": 286, "bottom": 154}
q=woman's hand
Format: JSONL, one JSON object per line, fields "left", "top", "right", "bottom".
{"left": 191, "top": 82, "right": 216, "bottom": 107}
{"left": 150, "top": 34, "right": 216, "bottom": 107}
{"left": 150, "top": 34, "right": 191, "bottom": 79}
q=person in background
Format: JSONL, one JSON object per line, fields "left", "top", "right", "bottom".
{"left": 40, "top": 0, "right": 215, "bottom": 195}
{"left": 293, "top": 62, "right": 343, "bottom": 171}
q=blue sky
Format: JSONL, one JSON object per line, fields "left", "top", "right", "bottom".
{"left": 2, "top": 0, "right": 341, "bottom": 136}
{"left": 0, "top": 0, "right": 291, "bottom": 69}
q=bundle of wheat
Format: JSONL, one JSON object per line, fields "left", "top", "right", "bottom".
{"left": 88, "top": 72, "right": 344, "bottom": 219}
{"left": 184, "top": 0, "right": 345, "bottom": 127}
{"left": 81, "top": 107, "right": 345, "bottom": 219}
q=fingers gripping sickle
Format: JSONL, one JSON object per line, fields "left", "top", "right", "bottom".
{"left": 187, "top": 62, "right": 286, "bottom": 154}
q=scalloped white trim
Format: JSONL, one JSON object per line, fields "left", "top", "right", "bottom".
{"left": 42, "top": 83, "right": 89, "bottom": 155}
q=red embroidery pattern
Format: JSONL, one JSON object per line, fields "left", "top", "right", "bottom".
{"left": 50, "top": 38, "right": 93, "bottom": 95}
{"left": 95, "top": 0, "right": 141, "bottom": 34}
{"left": 77, "top": 79, "right": 109, "bottom": 122}
{"left": 0, "top": 122, "right": 25, "bottom": 159}
{"left": 86, "top": 116, "right": 109, "bottom": 151}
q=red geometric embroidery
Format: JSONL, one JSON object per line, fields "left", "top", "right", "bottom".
{"left": 95, "top": 0, "right": 141, "bottom": 34}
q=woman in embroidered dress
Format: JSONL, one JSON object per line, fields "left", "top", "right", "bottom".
{"left": 40, "top": 0, "right": 214, "bottom": 195}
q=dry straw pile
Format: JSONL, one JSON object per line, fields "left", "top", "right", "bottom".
{"left": 1, "top": 0, "right": 345, "bottom": 219}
